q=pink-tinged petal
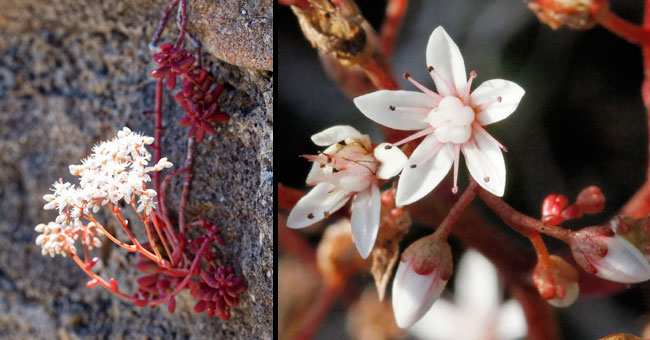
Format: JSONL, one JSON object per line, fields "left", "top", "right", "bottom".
{"left": 396, "top": 135, "right": 454, "bottom": 207}
{"left": 547, "top": 281, "right": 579, "bottom": 308}
{"left": 496, "top": 299, "right": 527, "bottom": 340}
{"left": 311, "top": 125, "right": 365, "bottom": 147}
{"left": 455, "top": 250, "right": 500, "bottom": 313}
{"left": 426, "top": 26, "right": 467, "bottom": 96}
{"left": 350, "top": 184, "right": 381, "bottom": 259}
{"left": 305, "top": 162, "right": 326, "bottom": 185}
{"left": 408, "top": 299, "right": 459, "bottom": 340}
{"left": 471, "top": 79, "right": 525, "bottom": 126}
{"left": 462, "top": 132, "right": 506, "bottom": 197}
{"left": 590, "top": 235, "right": 650, "bottom": 283}
{"left": 286, "top": 183, "right": 351, "bottom": 229}
{"left": 374, "top": 143, "right": 407, "bottom": 179}
{"left": 392, "top": 259, "right": 448, "bottom": 328}
{"left": 353, "top": 90, "right": 434, "bottom": 131}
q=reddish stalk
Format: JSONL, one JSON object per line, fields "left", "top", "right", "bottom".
{"left": 150, "top": 0, "right": 180, "bottom": 49}
{"left": 380, "top": 0, "right": 409, "bottom": 56}
{"left": 85, "top": 213, "right": 137, "bottom": 252}
{"left": 153, "top": 78, "right": 164, "bottom": 199}
{"left": 294, "top": 281, "right": 345, "bottom": 340}
{"left": 431, "top": 181, "right": 478, "bottom": 240}
{"left": 477, "top": 187, "right": 573, "bottom": 243}
{"left": 72, "top": 254, "right": 138, "bottom": 302}
{"left": 174, "top": 0, "right": 188, "bottom": 48}
{"left": 359, "top": 57, "right": 399, "bottom": 91}
{"left": 179, "top": 137, "right": 195, "bottom": 234}
{"left": 598, "top": 11, "right": 650, "bottom": 45}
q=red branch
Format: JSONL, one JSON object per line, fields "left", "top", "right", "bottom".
{"left": 380, "top": 0, "right": 409, "bottom": 57}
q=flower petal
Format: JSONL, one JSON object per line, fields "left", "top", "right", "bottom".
{"left": 592, "top": 235, "right": 650, "bottom": 283}
{"left": 350, "top": 184, "right": 381, "bottom": 259}
{"left": 396, "top": 135, "right": 454, "bottom": 206}
{"left": 408, "top": 299, "right": 459, "bottom": 340}
{"left": 353, "top": 90, "right": 434, "bottom": 131}
{"left": 374, "top": 143, "right": 407, "bottom": 179}
{"left": 286, "top": 183, "right": 351, "bottom": 229}
{"left": 392, "top": 259, "right": 448, "bottom": 328}
{"left": 426, "top": 26, "right": 467, "bottom": 96}
{"left": 305, "top": 162, "right": 326, "bottom": 185}
{"left": 311, "top": 125, "right": 369, "bottom": 148}
{"left": 547, "top": 281, "right": 579, "bottom": 308}
{"left": 455, "top": 250, "right": 500, "bottom": 313}
{"left": 462, "top": 132, "right": 506, "bottom": 197}
{"left": 471, "top": 79, "right": 525, "bottom": 126}
{"left": 496, "top": 299, "right": 527, "bottom": 340}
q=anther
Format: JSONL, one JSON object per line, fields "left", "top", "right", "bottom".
{"left": 427, "top": 66, "right": 434, "bottom": 72}
{"left": 332, "top": 168, "right": 340, "bottom": 173}
{"left": 451, "top": 187, "right": 459, "bottom": 194}
{"left": 384, "top": 145, "right": 393, "bottom": 150}
{"left": 389, "top": 105, "right": 396, "bottom": 111}
{"left": 307, "top": 213, "right": 314, "bottom": 219}
{"left": 324, "top": 211, "right": 330, "bottom": 218}
{"left": 484, "top": 176, "right": 490, "bottom": 183}
{"left": 410, "top": 164, "right": 417, "bottom": 169}
{"left": 403, "top": 72, "right": 411, "bottom": 80}
{"left": 497, "top": 96, "right": 502, "bottom": 103}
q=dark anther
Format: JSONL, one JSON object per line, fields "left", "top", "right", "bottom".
{"left": 307, "top": 213, "right": 314, "bottom": 219}
{"left": 332, "top": 168, "right": 340, "bottom": 173}
{"left": 427, "top": 66, "right": 434, "bottom": 72}
{"left": 403, "top": 72, "right": 411, "bottom": 79}
{"left": 410, "top": 164, "right": 417, "bottom": 168}
{"left": 497, "top": 96, "right": 502, "bottom": 103}
{"left": 389, "top": 105, "right": 395, "bottom": 111}
{"left": 384, "top": 145, "right": 393, "bottom": 150}
{"left": 324, "top": 211, "right": 330, "bottom": 218}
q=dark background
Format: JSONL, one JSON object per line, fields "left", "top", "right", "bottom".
{"left": 279, "top": 0, "right": 650, "bottom": 339}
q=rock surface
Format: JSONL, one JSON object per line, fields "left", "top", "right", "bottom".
{"left": 0, "top": 0, "right": 272, "bottom": 339}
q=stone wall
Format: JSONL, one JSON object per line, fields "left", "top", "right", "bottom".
{"left": 0, "top": 0, "right": 272, "bottom": 338}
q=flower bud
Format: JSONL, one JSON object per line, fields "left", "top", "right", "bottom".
{"left": 542, "top": 194, "right": 568, "bottom": 225}
{"left": 533, "top": 255, "right": 579, "bottom": 308}
{"left": 570, "top": 226, "right": 650, "bottom": 283}
{"left": 576, "top": 186, "right": 605, "bottom": 214}
{"left": 392, "top": 235, "right": 452, "bottom": 328}
{"left": 528, "top": 0, "right": 607, "bottom": 30}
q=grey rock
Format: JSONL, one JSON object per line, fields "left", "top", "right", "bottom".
{"left": 0, "top": 0, "right": 272, "bottom": 339}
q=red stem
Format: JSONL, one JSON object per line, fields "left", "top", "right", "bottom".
{"left": 293, "top": 281, "right": 345, "bottom": 340}
{"left": 432, "top": 181, "right": 478, "bottom": 240}
{"left": 150, "top": 0, "right": 180, "bottom": 48}
{"left": 380, "top": 0, "right": 409, "bottom": 57}
{"left": 72, "top": 254, "right": 137, "bottom": 302}
{"left": 598, "top": 11, "right": 650, "bottom": 45}
{"left": 174, "top": 0, "right": 188, "bottom": 49}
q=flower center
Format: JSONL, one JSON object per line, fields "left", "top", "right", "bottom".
{"left": 426, "top": 96, "right": 475, "bottom": 144}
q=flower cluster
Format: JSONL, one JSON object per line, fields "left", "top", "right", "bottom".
{"left": 34, "top": 221, "right": 102, "bottom": 257}
{"left": 36, "top": 127, "right": 172, "bottom": 256}
{"left": 152, "top": 43, "right": 230, "bottom": 143}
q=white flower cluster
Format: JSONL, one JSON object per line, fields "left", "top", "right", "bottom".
{"left": 35, "top": 221, "right": 103, "bottom": 257}
{"left": 36, "top": 127, "right": 173, "bottom": 257}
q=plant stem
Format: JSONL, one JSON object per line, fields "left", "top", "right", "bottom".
{"left": 72, "top": 254, "right": 137, "bottom": 302}
{"left": 432, "top": 181, "right": 478, "bottom": 240}
{"left": 179, "top": 137, "right": 195, "bottom": 234}
{"left": 150, "top": 0, "right": 180, "bottom": 49}
{"left": 153, "top": 78, "right": 164, "bottom": 201}
{"left": 477, "top": 187, "right": 573, "bottom": 243}
{"left": 380, "top": 0, "right": 409, "bottom": 57}
{"left": 598, "top": 10, "right": 650, "bottom": 45}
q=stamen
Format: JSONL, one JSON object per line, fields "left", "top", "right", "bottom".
{"left": 407, "top": 142, "right": 445, "bottom": 170}
{"left": 476, "top": 96, "right": 502, "bottom": 112}
{"left": 404, "top": 72, "right": 442, "bottom": 101}
{"left": 389, "top": 105, "right": 395, "bottom": 111}
{"left": 462, "top": 71, "right": 477, "bottom": 103}
{"left": 428, "top": 65, "right": 456, "bottom": 96}
{"left": 452, "top": 144, "right": 460, "bottom": 194}
{"left": 472, "top": 123, "right": 507, "bottom": 151}
{"left": 307, "top": 213, "right": 314, "bottom": 219}
{"left": 393, "top": 106, "right": 431, "bottom": 114}
{"left": 393, "top": 126, "right": 436, "bottom": 147}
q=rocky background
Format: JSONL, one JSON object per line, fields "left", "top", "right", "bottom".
{"left": 0, "top": 0, "right": 272, "bottom": 339}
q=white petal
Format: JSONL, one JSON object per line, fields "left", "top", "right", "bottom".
{"left": 455, "top": 250, "right": 500, "bottom": 313}
{"left": 426, "top": 26, "right": 467, "bottom": 96}
{"left": 305, "top": 162, "right": 326, "bottom": 185}
{"left": 286, "top": 183, "right": 351, "bottom": 229}
{"left": 350, "top": 184, "right": 381, "bottom": 259}
{"left": 471, "top": 79, "right": 525, "bottom": 125}
{"left": 408, "top": 299, "right": 460, "bottom": 340}
{"left": 353, "top": 90, "right": 434, "bottom": 130}
{"left": 462, "top": 133, "right": 506, "bottom": 197}
{"left": 392, "top": 260, "right": 448, "bottom": 328}
{"left": 311, "top": 125, "right": 364, "bottom": 146}
{"left": 592, "top": 235, "right": 650, "bottom": 283}
{"left": 547, "top": 281, "right": 579, "bottom": 308}
{"left": 495, "top": 299, "right": 528, "bottom": 340}
{"left": 396, "top": 135, "right": 454, "bottom": 206}
{"left": 374, "top": 143, "right": 407, "bottom": 179}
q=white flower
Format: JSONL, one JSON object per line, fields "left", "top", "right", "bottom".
{"left": 587, "top": 234, "right": 650, "bottom": 283}
{"left": 287, "top": 125, "right": 385, "bottom": 259}
{"left": 408, "top": 250, "right": 527, "bottom": 340}
{"left": 354, "top": 26, "right": 524, "bottom": 206}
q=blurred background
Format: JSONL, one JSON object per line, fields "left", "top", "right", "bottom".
{"left": 278, "top": 0, "right": 650, "bottom": 339}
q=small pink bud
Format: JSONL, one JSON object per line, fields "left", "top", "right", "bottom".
{"left": 532, "top": 255, "right": 579, "bottom": 308}
{"left": 86, "top": 279, "right": 100, "bottom": 288}
{"left": 392, "top": 235, "right": 452, "bottom": 328}
{"left": 576, "top": 186, "right": 605, "bottom": 214}
{"left": 570, "top": 227, "right": 650, "bottom": 283}
{"left": 542, "top": 194, "right": 569, "bottom": 225}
